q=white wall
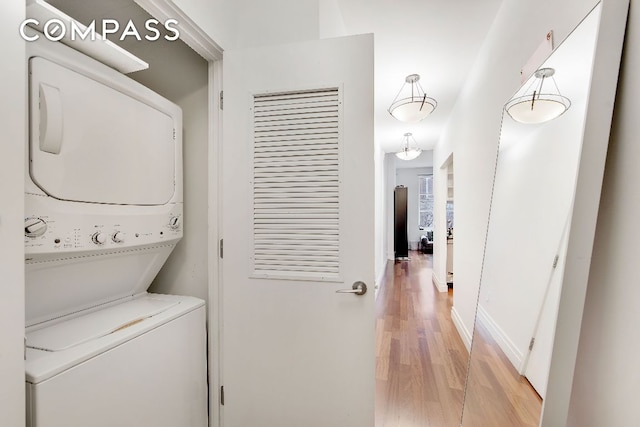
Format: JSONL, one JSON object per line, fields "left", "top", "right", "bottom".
{"left": 234, "top": 0, "right": 320, "bottom": 48}
{"left": 395, "top": 167, "right": 433, "bottom": 249}
{"left": 0, "top": 3, "right": 26, "bottom": 426}
{"left": 163, "top": 0, "right": 236, "bottom": 48}
{"left": 319, "top": 0, "right": 347, "bottom": 38}
{"left": 150, "top": 81, "right": 209, "bottom": 301}
{"left": 567, "top": 2, "right": 640, "bottom": 425}
{"left": 172, "top": 0, "right": 321, "bottom": 49}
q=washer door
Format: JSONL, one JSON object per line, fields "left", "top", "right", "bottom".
{"left": 29, "top": 57, "right": 177, "bottom": 206}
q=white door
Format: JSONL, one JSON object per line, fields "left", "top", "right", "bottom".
{"left": 222, "top": 34, "right": 375, "bottom": 427}
{"left": 523, "top": 234, "right": 568, "bottom": 398}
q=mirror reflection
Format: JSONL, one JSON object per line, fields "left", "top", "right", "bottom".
{"left": 461, "top": 4, "right": 601, "bottom": 426}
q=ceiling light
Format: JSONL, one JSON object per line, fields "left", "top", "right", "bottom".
{"left": 505, "top": 68, "right": 571, "bottom": 124}
{"left": 388, "top": 74, "right": 437, "bottom": 123}
{"left": 395, "top": 133, "right": 422, "bottom": 161}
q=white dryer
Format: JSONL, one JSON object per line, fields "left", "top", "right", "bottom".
{"left": 24, "top": 37, "right": 207, "bottom": 427}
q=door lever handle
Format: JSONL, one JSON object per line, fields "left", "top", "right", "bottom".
{"left": 336, "top": 281, "right": 367, "bottom": 296}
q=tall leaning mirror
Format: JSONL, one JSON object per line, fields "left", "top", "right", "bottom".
{"left": 460, "top": 1, "right": 628, "bottom": 426}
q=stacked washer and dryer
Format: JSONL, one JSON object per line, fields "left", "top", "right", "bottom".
{"left": 24, "top": 36, "right": 208, "bottom": 426}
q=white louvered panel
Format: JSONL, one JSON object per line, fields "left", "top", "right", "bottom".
{"left": 255, "top": 117, "right": 339, "bottom": 129}
{"left": 254, "top": 165, "right": 338, "bottom": 176}
{"left": 254, "top": 248, "right": 339, "bottom": 256}
{"left": 255, "top": 144, "right": 338, "bottom": 155}
{"left": 254, "top": 207, "right": 338, "bottom": 214}
{"left": 254, "top": 176, "right": 337, "bottom": 184}
{"left": 255, "top": 153, "right": 338, "bottom": 163}
{"left": 252, "top": 88, "right": 341, "bottom": 280}
{"left": 255, "top": 217, "right": 338, "bottom": 222}
{"left": 254, "top": 159, "right": 338, "bottom": 168}
{"left": 254, "top": 229, "right": 338, "bottom": 236}
{"left": 254, "top": 236, "right": 339, "bottom": 243}
{"left": 256, "top": 203, "right": 338, "bottom": 213}
{"left": 254, "top": 185, "right": 339, "bottom": 192}
{"left": 255, "top": 150, "right": 338, "bottom": 160}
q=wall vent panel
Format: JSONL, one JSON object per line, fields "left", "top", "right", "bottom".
{"left": 252, "top": 88, "right": 341, "bottom": 280}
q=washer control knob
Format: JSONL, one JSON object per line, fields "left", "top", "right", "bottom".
{"left": 25, "top": 217, "right": 48, "bottom": 238}
{"left": 92, "top": 232, "right": 107, "bottom": 245}
{"left": 112, "top": 231, "right": 125, "bottom": 243}
{"left": 168, "top": 216, "right": 181, "bottom": 230}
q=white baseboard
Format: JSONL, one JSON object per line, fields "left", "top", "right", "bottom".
{"left": 432, "top": 272, "right": 448, "bottom": 293}
{"left": 477, "top": 305, "right": 523, "bottom": 372}
{"left": 451, "top": 306, "right": 471, "bottom": 352}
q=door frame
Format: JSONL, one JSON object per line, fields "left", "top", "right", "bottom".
{"left": 133, "top": 2, "right": 224, "bottom": 426}
{"left": 1, "top": 4, "right": 26, "bottom": 426}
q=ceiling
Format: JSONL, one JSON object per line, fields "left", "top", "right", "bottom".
{"left": 48, "top": 0, "right": 503, "bottom": 159}
{"left": 335, "top": 0, "right": 503, "bottom": 154}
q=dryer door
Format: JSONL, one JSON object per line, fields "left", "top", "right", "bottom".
{"left": 29, "top": 57, "right": 177, "bottom": 206}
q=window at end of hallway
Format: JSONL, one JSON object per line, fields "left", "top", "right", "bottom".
{"left": 419, "top": 174, "right": 434, "bottom": 229}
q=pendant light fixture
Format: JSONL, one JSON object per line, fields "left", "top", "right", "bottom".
{"left": 505, "top": 67, "right": 571, "bottom": 124}
{"left": 388, "top": 74, "right": 437, "bottom": 123}
{"left": 395, "top": 133, "right": 422, "bottom": 161}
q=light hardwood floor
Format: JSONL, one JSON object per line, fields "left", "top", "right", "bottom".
{"left": 375, "top": 251, "right": 542, "bottom": 427}
{"left": 461, "top": 318, "right": 542, "bottom": 426}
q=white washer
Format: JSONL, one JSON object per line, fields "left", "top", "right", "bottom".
{"left": 26, "top": 294, "right": 206, "bottom": 427}
{"left": 24, "top": 37, "right": 207, "bottom": 427}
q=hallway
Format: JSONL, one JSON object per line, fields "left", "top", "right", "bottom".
{"left": 375, "top": 252, "right": 467, "bottom": 426}
{"left": 375, "top": 251, "right": 542, "bottom": 426}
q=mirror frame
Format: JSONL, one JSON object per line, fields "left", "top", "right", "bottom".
{"left": 459, "top": 0, "right": 630, "bottom": 425}
{"left": 542, "top": 0, "right": 628, "bottom": 425}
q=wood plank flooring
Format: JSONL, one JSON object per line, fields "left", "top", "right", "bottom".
{"left": 461, "top": 318, "right": 542, "bottom": 427}
{"left": 375, "top": 251, "right": 542, "bottom": 427}
{"left": 375, "top": 252, "right": 467, "bottom": 426}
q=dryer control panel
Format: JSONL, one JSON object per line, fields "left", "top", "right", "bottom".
{"left": 25, "top": 201, "right": 183, "bottom": 258}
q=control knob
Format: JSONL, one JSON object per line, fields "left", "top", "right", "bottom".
{"left": 168, "top": 215, "right": 181, "bottom": 230}
{"left": 91, "top": 231, "right": 107, "bottom": 245}
{"left": 112, "top": 231, "right": 125, "bottom": 243}
{"left": 25, "top": 217, "right": 47, "bottom": 238}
